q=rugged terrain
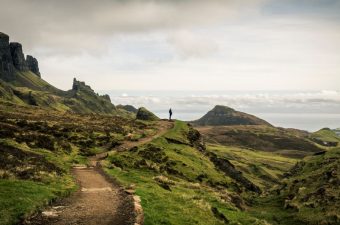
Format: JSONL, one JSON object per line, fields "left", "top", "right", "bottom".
{"left": 0, "top": 32, "right": 339, "bottom": 225}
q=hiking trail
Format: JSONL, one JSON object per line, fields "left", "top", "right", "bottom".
{"left": 25, "top": 120, "right": 173, "bottom": 225}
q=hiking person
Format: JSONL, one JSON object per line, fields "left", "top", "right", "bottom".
{"left": 169, "top": 108, "right": 173, "bottom": 121}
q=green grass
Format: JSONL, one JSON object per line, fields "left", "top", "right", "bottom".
{"left": 250, "top": 147, "right": 340, "bottom": 225}
{"left": 0, "top": 177, "right": 75, "bottom": 225}
{"left": 105, "top": 121, "right": 270, "bottom": 225}
{"left": 207, "top": 144, "right": 297, "bottom": 189}
{"left": 310, "top": 128, "right": 340, "bottom": 145}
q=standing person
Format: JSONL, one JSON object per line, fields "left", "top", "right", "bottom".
{"left": 169, "top": 108, "right": 173, "bottom": 121}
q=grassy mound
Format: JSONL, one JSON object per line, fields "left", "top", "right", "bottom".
{"left": 136, "top": 107, "right": 159, "bottom": 121}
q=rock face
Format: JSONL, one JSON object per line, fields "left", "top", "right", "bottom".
{"left": 26, "top": 55, "right": 40, "bottom": 77}
{"left": 192, "top": 105, "right": 272, "bottom": 126}
{"left": 136, "top": 107, "right": 159, "bottom": 121}
{"left": 10, "top": 42, "right": 28, "bottom": 71}
{"left": 0, "top": 32, "right": 41, "bottom": 81}
{"left": 72, "top": 78, "right": 93, "bottom": 92}
{"left": 0, "top": 32, "right": 15, "bottom": 81}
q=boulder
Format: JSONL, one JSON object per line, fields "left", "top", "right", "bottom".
{"left": 136, "top": 107, "right": 159, "bottom": 121}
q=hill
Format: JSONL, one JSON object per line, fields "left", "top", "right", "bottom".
{"left": 310, "top": 128, "right": 340, "bottom": 147}
{"left": 250, "top": 147, "right": 340, "bottom": 225}
{"left": 198, "top": 125, "right": 322, "bottom": 158}
{"left": 191, "top": 105, "right": 272, "bottom": 126}
{"left": 0, "top": 32, "right": 118, "bottom": 115}
{"left": 117, "top": 104, "right": 138, "bottom": 113}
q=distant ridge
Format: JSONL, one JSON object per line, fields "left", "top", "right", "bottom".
{"left": 191, "top": 105, "right": 272, "bottom": 126}
{"left": 117, "top": 104, "right": 138, "bottom": 113}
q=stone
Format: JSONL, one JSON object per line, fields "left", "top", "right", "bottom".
{"left": 136, "top": 107, "right": 159, "bottom": 121}
{"left": 10, "top": 42, "right": 28, "bottom": 71}
{"left": 26, "top": 55, "right": 40, "bottom": 77}
{"left": 0, "top": 32, "right": 15, "bottom": 81}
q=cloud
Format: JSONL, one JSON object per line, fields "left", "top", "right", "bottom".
{"left": 107, "top": 90, "right": 340, "bottom": 116}
{"left": 167, "top": 30, "right": 219, "bottom": 58}
{"left": 0, "top": 0, "right": 266, "bottom": 56}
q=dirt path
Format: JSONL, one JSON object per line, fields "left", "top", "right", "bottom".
{"left": 26, "top": 120, "right": 173, "bottom": 225}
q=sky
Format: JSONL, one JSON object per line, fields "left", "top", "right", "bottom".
{"left": 1, "top": 0, "right": 340, "bottom": 91}
{"left": 1, "top": 0, "right": 340, "bottom": 130}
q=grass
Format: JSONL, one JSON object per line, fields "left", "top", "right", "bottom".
{"left": 310, "top": 128, "right": 340, "bottom": 146}
{"left": 207, "top": 144, "right": 297, "bottom": 189}
{"left": 0, "top": 177, "right": 75, "bottom": 225}
{"left": 250, "top": 147, "right": 340, "bottom": 225}
{"left": 105, "top": 121, "right": 270, "bottom": 225}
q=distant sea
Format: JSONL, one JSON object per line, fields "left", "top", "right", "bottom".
{"left": 154, "top": 111, "right": 340, "bottom": 132}
{"left": 102, "top": 90, "right": 340, "bottom": 132}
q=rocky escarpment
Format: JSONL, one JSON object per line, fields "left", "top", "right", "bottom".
{"left": 72, "top": 78, "right": 113, "bottom": 101}
{"left": 70, "top": 78, "right": 116, "bottom": 113}
{"left": 0, "top": 32, "right": 40, "bottom": 81}
{"left": 26, "top": 55, "right": 40, "bottom": 77}
{"left": 10, "top": 42, "right": 28, "bottom": 71}
{"left": 0, "top": 33, "right": 15, "bottom": 81}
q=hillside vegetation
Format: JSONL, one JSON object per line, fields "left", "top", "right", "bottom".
{"left": 0, "top": 103, "right": 159, "bottom": 224}
{"left": 104, "top": 121, "right": 299, "bottom": 225}
{"left": 0, "top": 71, "right": 121, "bottom": 115}
{"left": 191, "top": 105, "right": 272, "bottom": 126}
{"left": 198, "top": 125, "right": 322, "bottom": 158}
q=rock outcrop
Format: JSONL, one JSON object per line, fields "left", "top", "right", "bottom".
{"left": 26, "top": 55, "right": 40, "bottom": 77}
{"left": 136, "top": 107, "right": 159, "bottom": 121}
{"left": 72, "top": 78, "right": 94, "bottom": 93}
{"left": 0, "top": 32, "right": 41, "bottom": 81}
{"left": 0, "top": 32, "right": 15, "bottom": 81}
{"left": 10, "top": 42, "right": 28, "bottom": 71}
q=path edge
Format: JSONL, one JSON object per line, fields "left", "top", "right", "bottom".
{"left": 96, "top": 162, "right": 144, "bottom": 225}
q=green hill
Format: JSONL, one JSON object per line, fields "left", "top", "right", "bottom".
{"left": 310, "top": 128, "right": 340, "bottom": 147}
{"left": 191, "top": 105, "right": 272, "bottom": 126}
{"left": 198, "top": 125, "right": 322, "bottom": 158}
{"left": 250, "top": 147, "right": 340, "bottom": 225}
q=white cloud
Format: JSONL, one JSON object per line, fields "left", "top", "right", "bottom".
{"left": 167, "top": 30, "right": 219, "bottom": 58}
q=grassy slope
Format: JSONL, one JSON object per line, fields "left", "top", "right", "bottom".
{"left": 0, "top": 139, "right": 76, "bottom": 225}
{"left": 207, "top": 145, "right": 297, "bottom": 190}
{"left": 0, "top": 104, "right": 158, "bottom": 224}
{"left": 197, "top": 125, "right": 321, "bottom": 158}
{"left": 2, "top": 71, "right": 121, "bottom": 115}
{"left": 310, "top": 128, "right": 340, "bottom": 145}
{"left": 105, "top": 121, "right": 278, "bottom": 225}
{"left": 249, "top": 147, "right": 340, "bottom": 225}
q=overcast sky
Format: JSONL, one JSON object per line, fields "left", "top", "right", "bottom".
{"left": 1, "top": 0, "right": 339, "bottom": 92}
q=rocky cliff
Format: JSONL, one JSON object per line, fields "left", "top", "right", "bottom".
{"left": 0, "top": 32, "right": 40, "bottom": 81}
{"left": 26, "top": 55, "right": 40, "bottom": 77}
{"left": 0, "top": 32, "right": 15, "bottom": 81}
